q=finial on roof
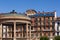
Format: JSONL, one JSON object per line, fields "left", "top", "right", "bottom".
{"left": 12, "top": 10, "right": 15, "bottom": 12}
{"left": 10, "top": 10, "right": 17, "bottom": 14}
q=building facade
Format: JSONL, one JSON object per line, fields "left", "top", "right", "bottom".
{"left": 0, "top": 10, "right": 57, "bottom": 40}
{"left": 0, "top": 10, "right": 31, "bottom": 40}
{"left": 26, "top": 10, "right": 56, "bottom": 40}
{"left": 55, "top": 17, "right": 60, "bottom": 36}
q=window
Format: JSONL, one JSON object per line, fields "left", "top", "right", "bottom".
{"left": 53, "top": 33, "right": 54, "bottom": 36}
{"left": 48, "top": 32, "right": 50, "bottom": 36}
{"left": 9, "top": 28, "right": 11, "bottom": 31}
{"left": 9, "top": 33, "right": 11, "bottom": 37}
{"left": 41, "top": 22, "right": 44, "bottom": 25}
{"left": 50, "top": 17, "right": 52, "bottom": 20}
{"left": 41, "top": 17, "right": 44, "bottom": 21}
{"left": 38, "top": 22, "right": 40, "bottom": 26}
{"left": 3, "top": 34, "right": 5, "bottom": 38}
{"left": 28, "top": 26, "right": 30, "bottom": 31}
{"left": 55, "top": 33, "right": 57, "bottom": 36}
{"left": 23, "top": 34, "right": 25, "bottom": 37}
{"left": 36, "top": 33, "right": 38, "bottom": 37}
{"left": 31, "top": 26, "right": 33, "bottom": 30}
{"left": 37, "top": 18, "right": 40, "bottom": 21}
{"left": 57, "top": 32, "right": 59, "bottom": 36}
{"left": 20, "top": 26, "right": 22, "bottom": 31}
{"left": 20, "top": 34, "right": 22, "bottom": 37}
{"left": 48, "top": 17, "right": 50, "bottom": 23}
{"left": 59, "top": 32, "right": 60, "bottom": 36}
{"left": 3, "top": 26, "right": 6, "bottom": 28}
{"left": 45, "top": 17, "right": 48, "bottom": 21}
{"left": 50, "top": 27, "right": 52, "bottom": 30}
{"left": 31, "top": 33, "right": 34, "bottom": 38}
{"left": 3, "top": 26, "right": 7, "bottom": 33}
{"left": 50, "top": 22, "right": 52, "bottom": 25}
{"left": 16, "top": 33, "right": 19, "bottom": 37}
{"left": 48, "top": 26, "right": 50, "bottom": 29}
{"left": 24, "top": 26, "right": 26, "bottom": 31}
{"left": 3, "top": 29, "right": 6, "bottom": 33}
{"left": 39, "top": 18, "right": 41, "bottom": 21}
{"left": 44, "top": 33, "right": 46, "bottom": 36}
{"left": 40, "top": 33, "right": 42, "bottom": 36}
{"left": 44, "top": 26, "right": 45, "bottom": 29}
{"left": 16, "top": 27, "right": 18, "bottom": 30}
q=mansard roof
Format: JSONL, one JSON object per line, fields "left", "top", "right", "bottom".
{"left": 29, "top": 12, "right": 55, "bottom": 17}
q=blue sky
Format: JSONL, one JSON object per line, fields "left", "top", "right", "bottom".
{"left": 0, "top": 0, "right": 60, "bottom": 16}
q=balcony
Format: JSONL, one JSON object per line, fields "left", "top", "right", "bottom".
{"left": 16, "top": 30, "right": 22, "bottom": 32}
{"left": 16, "top": 33, "right": 27, "bottom": 38}
{"left": 43, "top": 29, "right": 50, "bottom": 31}
{"left": 31, "top": 29, "right": 41, "bottom": 32}
{"left": 7, "top": 36, "right": 12, "bottom": 38}
{"left": 7, "top": 30, "right": 13, "bottom": 33}
{"left": 7, "top": 28, "right": 13, "bottom": 32}
{"left": 55, "top": 30, "right": 60, "bottom": 32}
{"left": 48, "top": 36, "right": 54, "bottom": 38}
{"left": 41, "top": 29, "right": 54, "bottom": 32}
{"left": 31, "top": 30, "right": 36, "bottom": 31}
{"left": 7, "top": 33, "right": 12, "bottom": 38}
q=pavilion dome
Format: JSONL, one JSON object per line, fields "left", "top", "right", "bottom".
{"left": 0, "top": 10, "right": 31, "bottom": 20}
{"left": 26, "top": 9, "right": 37, "bottom": 15}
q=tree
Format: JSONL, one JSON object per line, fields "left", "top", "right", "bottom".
{"left": 40, "top": 36, "right": 49, "bottom": 40}
{"left": 53, "top": 36, "right": 60, "bottom": 40}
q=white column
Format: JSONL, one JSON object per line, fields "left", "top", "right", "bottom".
{"left": 30, "top": 26, "right": 31, "bottom": 40}
{"left": 0, "top": 24, "right": 2, "bottom": 40}
{"left": 26, "top": 23, "right": 28, "bottom": 40}
{"left": 14, "top": 22, "right": 16, "bottom": 40}
{"left": 22, "top": 26, "right": 23, "bottom": 38}
{"left": 55, "top": 22, "right": 57, "bottom": 36}
{"left": 55, "top": 11, "right": 57, "bottom": 36}
{"left": 55, "top": 22, "right": 57, "bottom": 31}
{"left": 55, "top": 11, "right": 57, "bottom": 18}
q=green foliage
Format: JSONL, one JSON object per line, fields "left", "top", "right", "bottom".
{"left": 53, "top": 36, "right": 60, "bottom": 40}
{"left": 40, "top": 36, "right": 49, "bottom": 40}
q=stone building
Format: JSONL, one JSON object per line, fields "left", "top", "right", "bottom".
{"left": 26, "top": 9, "right": 56, "bottom": 40}
{"left": 0, "top": 10, "right": 57, "bottom": 40}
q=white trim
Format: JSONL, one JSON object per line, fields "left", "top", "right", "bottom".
{"left": 55, "top": 11, "right": 57, "bottom": 18}
{"left": 55, "top": 22, "right": 57, "bottom": 31}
